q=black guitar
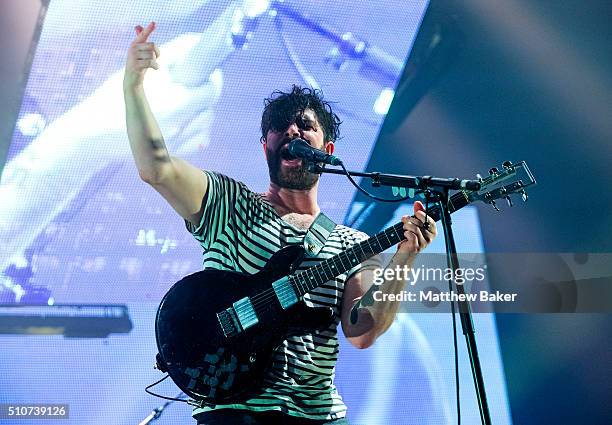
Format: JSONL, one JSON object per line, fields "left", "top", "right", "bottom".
{"left": 155, "top": 161, "right": 535, "bottom": 405}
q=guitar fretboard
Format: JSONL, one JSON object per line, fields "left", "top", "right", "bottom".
{"left": 288, "top": 190, "right": 470, "bottom": 297}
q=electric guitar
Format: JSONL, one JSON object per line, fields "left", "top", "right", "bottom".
{"left": 155, "top": 161, "right": 535, "bottom": 405}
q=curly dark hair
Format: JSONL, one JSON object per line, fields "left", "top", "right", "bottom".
{"left": 260, "top": 85, "right": 341, "bottom": 143}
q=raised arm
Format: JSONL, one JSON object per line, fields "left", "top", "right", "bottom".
{"left": 123, "top": 22, "right": 207, "bottom": 225}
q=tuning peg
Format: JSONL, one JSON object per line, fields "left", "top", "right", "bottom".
{"left": 490, "top": 199, "right": 500, "bottom": 211}
{"left": 489, "top": 167, "right": 499, "bottom": 175}
{"left": 505, "top": 195, "right": 513, "bottom": 207}
{"left": 476, "top": 173, "right": 483, "bottom": 182}
{"left": 502, "top": 160, "right": 513, "bottom": 169}
{"left": 520, "top": 190, "right": 528, "bottom": 202}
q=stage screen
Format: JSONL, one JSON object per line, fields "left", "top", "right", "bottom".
{"left": 1, "top": 0, "right": 511, "bottom": 423}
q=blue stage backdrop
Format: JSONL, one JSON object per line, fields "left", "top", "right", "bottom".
{"left": 1, "top": 1, "right": 511, "bottom": 424}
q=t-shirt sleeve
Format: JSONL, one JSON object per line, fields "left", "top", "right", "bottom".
{"left": 345, "top": 230, "right": 383, "bottom": 281}
{"left": 184, "top": 170, "right": 243, "bottom": 250}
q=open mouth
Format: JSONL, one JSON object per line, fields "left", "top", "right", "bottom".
{"left": 279, "top": 142, "right": 303, "bottom": 166}
{"left": 281, "top": 157, "right": 302, "bottom": 167}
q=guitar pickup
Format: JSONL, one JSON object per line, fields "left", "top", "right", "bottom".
{"left": 272, "top": 276, "right": 298, "bottom": 310}
{"left": 233, "top": 297, "right": 259, "bottom": 331}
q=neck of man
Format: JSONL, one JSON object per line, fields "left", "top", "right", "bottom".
{"left": 265, "top": 181, "right": 320, "bottom": 217}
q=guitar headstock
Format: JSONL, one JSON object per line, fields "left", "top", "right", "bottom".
{"left": 466, "top": 161, "right": 536, "bottom": 210}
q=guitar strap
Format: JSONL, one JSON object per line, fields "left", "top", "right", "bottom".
{"left": 303, "top": 212, "right": 337, "bottom": 257}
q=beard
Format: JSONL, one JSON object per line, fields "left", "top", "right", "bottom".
{"left": 266, "top": 143, "right": 319, "bottom": 190}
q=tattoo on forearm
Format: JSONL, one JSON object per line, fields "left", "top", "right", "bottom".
{"left": 150, "top": 137, "right": 171, "bottom": 162}
{"left": 360, "top": 288, "right": 375, "bottom": 307}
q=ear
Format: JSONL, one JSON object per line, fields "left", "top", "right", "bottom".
{"left": 325, "top": 141, "right": 335, "bottom": 155}
{"left": 262, "top": 142, "right": 268, "bottom": 159}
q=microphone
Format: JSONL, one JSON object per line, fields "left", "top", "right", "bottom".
{"left": 287, "top": 139, "right": 343, "bottom": 166}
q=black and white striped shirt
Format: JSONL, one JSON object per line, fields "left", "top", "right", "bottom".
{"left": 186, "top": 171, "right": 375, "bottom": 420}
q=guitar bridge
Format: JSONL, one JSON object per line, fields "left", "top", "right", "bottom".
{"left": 217, "top": 296, "right": 260, "bottom": 338}
{"left": 216, "top": 308, "right": 240, "bottom": 338}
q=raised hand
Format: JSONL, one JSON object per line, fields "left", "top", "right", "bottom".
{"left": 124, "top": 22, "right": 161, "bottom": 89}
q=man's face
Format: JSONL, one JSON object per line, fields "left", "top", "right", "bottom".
{"left": 264, "top": 109, "right": 328, "bottom": 190}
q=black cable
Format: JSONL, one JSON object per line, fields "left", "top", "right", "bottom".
{"left": 436, "top": 194, "right": 461, "bottom": 425}
{"left": 144, "top": 374, "right": 190, "bottom": 404}
{"left": 340, "top": 168, "right": 463, "bottom": 424}
{"left": 451, "top": 285, "right": 461, "bottom": 425}
{"left": 330, "top": 164, "right": 463, "bottom": 424}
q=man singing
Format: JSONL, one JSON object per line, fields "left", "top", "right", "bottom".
{"left": 124, "top": 22, "right": 437, "bottom": 425}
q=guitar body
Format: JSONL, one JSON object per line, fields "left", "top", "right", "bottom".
{"left": 155, "top": 244, "right": 334, "bottom": 405}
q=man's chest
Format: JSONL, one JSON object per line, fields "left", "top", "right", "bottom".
{"left": 280, "top": 212, "right": 316, "bottom": 231}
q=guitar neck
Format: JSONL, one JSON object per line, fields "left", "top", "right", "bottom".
{"left": 288, "top": 190, "right": 470, "bottom": 297}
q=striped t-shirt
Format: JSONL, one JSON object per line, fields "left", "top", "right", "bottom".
{"left": 186, "top": 170, "right": 374, "bottom": 420}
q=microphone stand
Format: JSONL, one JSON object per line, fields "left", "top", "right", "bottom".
{"left": 433, "top": 188, "right": 492, "bottom": 425}
{"left": 311, "top": 164, "right": 492, "bottom": 425}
